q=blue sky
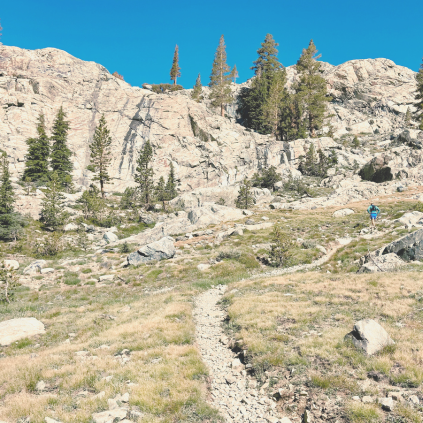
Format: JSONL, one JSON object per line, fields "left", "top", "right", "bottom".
{"left": 1, "top": 0, "right": 422, "bottom": 88}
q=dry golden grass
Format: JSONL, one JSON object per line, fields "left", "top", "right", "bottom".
{"left": 225, "top": 271, "right": 423, "bottom": 395}
{"left": 0, "top": 285, "right": 220, "bottom": 423}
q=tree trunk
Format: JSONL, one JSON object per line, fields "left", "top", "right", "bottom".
{"left": 100, "top": 179, "right": 104, "bottom": 198}
{"left": 221, "top": 104, "right": 224, "bottom": 117}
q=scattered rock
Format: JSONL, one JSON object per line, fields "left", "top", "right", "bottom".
{"left": 3, "top": 259, "right": 19, "bottom": 270}
{"left": 36, "top": 380, "right": 46, "bottom": 391}
{"left": 127, "top": 236, "right": 175, "bottom": 266}
{"left": 357, "top": 253, "right": 405, "bottom": 273}
{"left": 197, "top": 264, "right": 210, "bottom": 271}
{"left": 92, "top": 408, "right": 128, "bottom": 423}
{"left": 409, "top": 395, "right": 420, "bottom": 405}
{"left": 345, "top": 319, "right": 395, "bottom": 355}
{"left": 23, "top": 259, "right": 47, "bottom": 275}
{"left": 103, "top": 232, "right": 119, "bottom": 244}
{"left": 332, "top": 208, "right": 354, "bottom": 218}
{"left": 45, "top": 418, "right": 63, "bottom": 423}
{"left": 99, "top": 275, "right": 115, "bottom": 282}
{"left": 0, "top": 317, "right": 45, "bottom": 346}
{"left": 378, "top": 397, "right": 394, "bottom": 411}
{"left": 63, "top": 222, "right": 79, "bottom": 231}
{"left": 362, "top": 396, "right": 374, "bottom": 403}
{"left": 41, "top": 268, "right": 54, "bottom": 274}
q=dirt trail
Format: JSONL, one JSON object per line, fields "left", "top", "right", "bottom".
{"left": 193, "top": 285, "right": 283, "bottom": 423}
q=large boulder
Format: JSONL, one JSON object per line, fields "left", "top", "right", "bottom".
{"left": 332, "top": 208, "right": 355, "bottom": 218}
{"left": 357, "top": 253, "right": 405, "bottom": 273}
{"left": 23, "top": 259, "right": 47, "bottom": 275}
{"left": 395, "top": 130, "right": 423, "bottom": 149}
{"left": 0, "top": 317, "right": 45, "bottom": 346}
{"left": 395, "top": 211, "right": 423, "bottom": 228}
{"left": 345, "top": 319, "right": 394, "bottom": 355}
{"left": 187, "top": 204, "right": 244, "bottom": 226}
{"left": 103, "top": 232, "right": 119, "bottom": 244}
{"left": 359, "top": 155, "right": 393, "bottom": 183}
{"left": 360, "top": 228, "right": 423, "bottom": 265}
{"left": 3, "top": 259, "right": 19, "bottom": 270}
{"left": 127, "top": 237, "right": 175, "bottom": 266}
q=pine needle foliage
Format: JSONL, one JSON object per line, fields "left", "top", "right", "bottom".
{"left": 40, "top": 172, "right": 67, "bottom": 231}
{"left": 231, "top": 64, "right": 239, "bottom": 83}
{"left": 135, "top": 140, "right": 154, "bottom": 206}
{"left": 191, "top": 74, "right": 203, "bottom": 102}
{"left": 165, "top": 162, "right": 178, "bottom": 200}
{"left": 251, "top": 166, "right": 282, "bottom": 191}
{"left": 209, "top": 35, "right": 233, "bottom": 117}
{"left": 268, "top": 225, "right": 293, "bottom": 267}
{"left": 22, "top": 113, "right": 50, "bottom": 184}
{"left": 295, "top": 40, "right": 331, "bottom": 137}
{"left": 415, "top": 59, "right": 423, "bottom": 130}
{"left": 0, "top": 153, "right": 15, "bottom": 215}
{"left": 170, "top": 45, "right": 181, "bottom": 85}
{"left": 89, "top": 114, "right": 113, "bottom": 198}
{"left": 50, "top": 107, "right": 73, "bottom": 190}
{"left": 0, "top": 153, "right": 25, "bottom": 241}
{"left": 155, "top": 176, "right": 168, "bottom": 210}
{"left": 235, "top": 178, "right": 254, "bottom": 209}
{"left": 0, "top": 263, "right": 18, "bottom": 303}
{"left": 238, "top": 34, "right": 287, "bottom": 137}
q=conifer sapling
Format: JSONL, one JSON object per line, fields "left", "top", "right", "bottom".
{"left": 191, "top": 74, "right": 203, "bottom": 102}
{"left": 89, "top": 114, "right": 113, "bottom": 198}
{"left": 135, "top": 140, "right": 154, "bottom": 206}
{"left": 235, "top": 178, "right": 254, "bottom": 209}
{"left": 170, "top": 45, "right": 181, "bottom": 86}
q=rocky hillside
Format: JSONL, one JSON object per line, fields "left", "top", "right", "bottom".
{"left": 0, "top": 46, "right": 417, "bottom": 193}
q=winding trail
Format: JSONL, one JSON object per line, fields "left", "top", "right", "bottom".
{"left": 193, "top": 231, "right": 389, "bottom": 422}
{"left": 194, "top": 285, "right": 281, "bottom": 423}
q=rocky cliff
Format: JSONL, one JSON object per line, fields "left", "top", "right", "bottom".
{"left": 0, "top": 45, "right": 417, "bottom": 193}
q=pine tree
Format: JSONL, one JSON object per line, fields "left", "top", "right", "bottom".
{"left": 165, "top": 162, "right": 178, "bottom": 200}
{"left": 170, "top": 45, "right": 181, "bottom": 86}
{"left": 353, "top": 136, "right": 360, "bottom": 148}
{"left": 251, "top": 34, "right": 282, "bottom": 79}
{"left": 235, "top": 178, "right": 254, "bottom": 209}
{"left": 414, "top": 60, "right": 423, "bottom": 130}
{"left": 238, "top": 34, "right": 287, "bottom": 136}
{"left": 262, "top": 69, "right": 287, "bottom": 138}
{"left": 135, "top": 140, "right": 154, "bottom": 206}
{"left": 23, "top": 113, "right": 50, "bottom": 184}
{"left": 191, "top": 73, "right": 203, "bottom": 102}
{"left": 0, "top": 153, "right": 15, "bottom": 216}
{"left": 279, "top": 93, "right": 307, "bottom": 140}
{"left": 40, "top": 172, "right": 67, "bottom": 231}
{"left": 0, "top": 263, "right": 18, "bottom": 303}
{"left": 155, "top": 176, "right": 168, "bottom": 211}
{"left": 299, "top": 143, "right": 318, "bottom": 176}
{"left": 268, "top": 224, "right": 293, "bottom": 267}
{"left": 50, "top": 107, "right": 73, "bottom": 190}
{"left": 405, "top": 107, "right": 412, "bottom": 127}
{"left": 89, "top": 114, "right": 112, "bottom": 198}
{"left": 231, "top": 64, "right": 239, "bottom": 83}
{"left": 209, "top": 35, "right": 233, "bottom": 117}
{"left": 295, "top": 40, "right": 331, "bottom": 137}
{"left": 0, "top": 154, "right": 25, "bottom": 241}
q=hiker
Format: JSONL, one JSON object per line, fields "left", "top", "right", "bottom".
{"left": 367, "top": 203, "right": 380, "bottom": 227}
